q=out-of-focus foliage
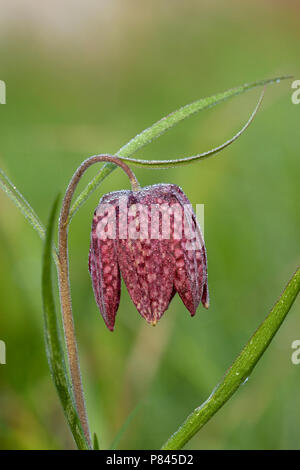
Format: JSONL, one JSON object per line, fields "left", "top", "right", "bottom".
{"left": 0, "top": 0, "right": 299, "bottom": 450}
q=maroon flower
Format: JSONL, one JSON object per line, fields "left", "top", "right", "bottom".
{"left": 89, "top": 184, "right": 209, "bottom": 331}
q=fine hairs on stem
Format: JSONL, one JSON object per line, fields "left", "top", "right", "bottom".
{"left": 57, "top": 155, "right": 140, "bottom": 448}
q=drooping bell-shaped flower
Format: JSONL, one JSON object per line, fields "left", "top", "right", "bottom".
{"left": 89, "top": 184, "right": 209, "bottom": 331}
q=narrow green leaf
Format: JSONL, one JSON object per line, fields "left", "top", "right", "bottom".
{"left": 0, "top": 168, "right": 45, "bottom": 239}
{"left": 0, "top": 168, "right": 59, "bottom": 265}
{"left": 117, "top": 90, "right": 263, "bottom": 168}
{"left": 161, "top": 267, "right": 300, "bottom": 450}
{"left": 70, "top": 75, "right": 291, "bottom": 220}
{"left": 118, "top": 76, "right": 290, "bottom": 158}
{"left": 42, "top": 195, "right": 90, "bottom": 450}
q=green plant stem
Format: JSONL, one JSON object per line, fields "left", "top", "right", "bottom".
{"left": 42, "top": 196, "right": 89, "bottom": 450}
{"left": 58, "top": 155, "right": 139, "bottom": 448}
{"left": 161, "top": 267, "right": 300, "bottom": 450}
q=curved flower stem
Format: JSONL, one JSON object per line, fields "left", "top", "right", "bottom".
{"left": 58, "top": 155, "right": 140, "bottom": 448}
{"left": 161, "top": 267, "right": 300, "bottom": 450}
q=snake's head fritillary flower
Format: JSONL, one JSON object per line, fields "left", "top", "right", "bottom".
{"left": 89, "top": 184, "right": 208, "bottom": 331}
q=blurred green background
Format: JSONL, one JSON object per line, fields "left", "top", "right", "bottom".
{"left": 0, "top": 0, "right": 299, "bottom": 450}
